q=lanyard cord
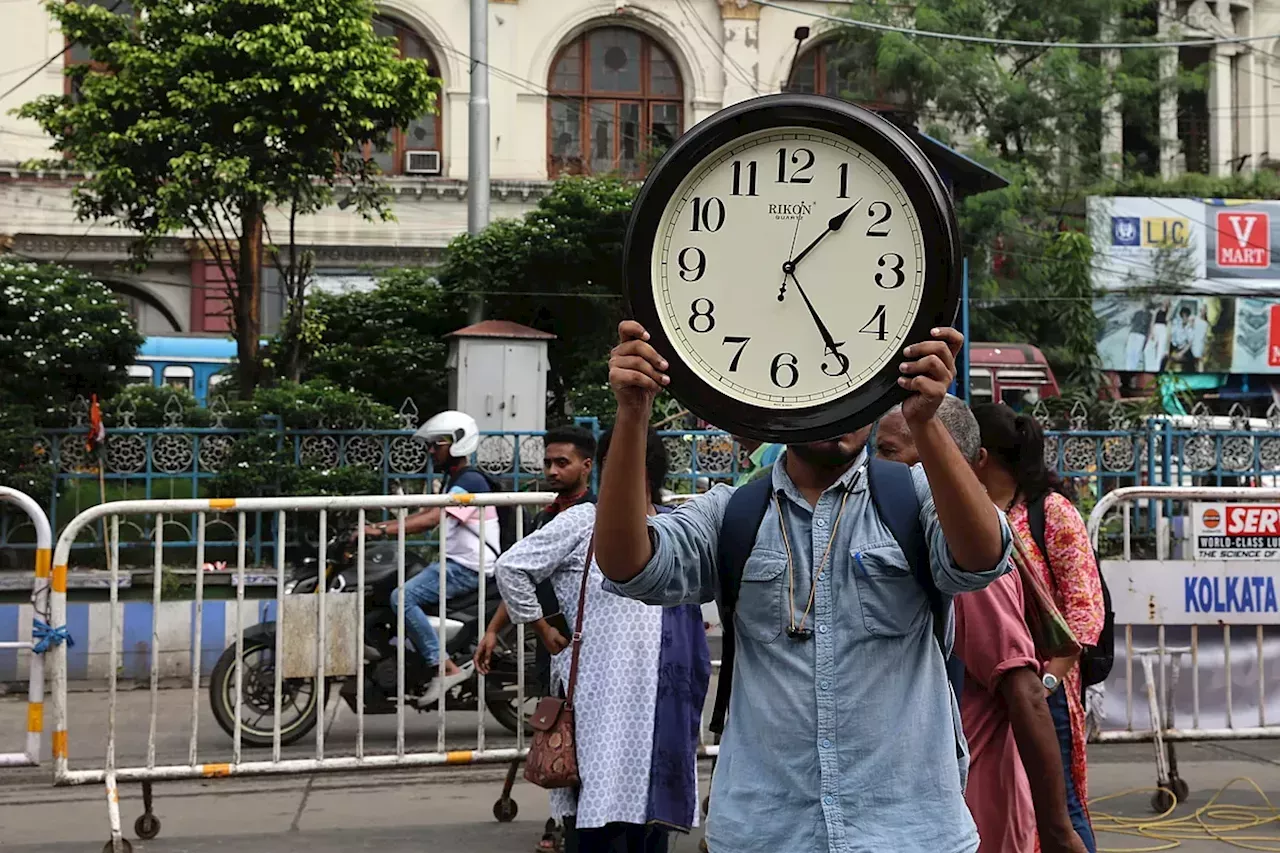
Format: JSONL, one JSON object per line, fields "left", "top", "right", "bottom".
{"left": 776, "top": 489, "right": 851, "bottom": 636}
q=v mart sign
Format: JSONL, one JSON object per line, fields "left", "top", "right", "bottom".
{"left": 1217, "top": 211, "right": 1271, "bottom": 268}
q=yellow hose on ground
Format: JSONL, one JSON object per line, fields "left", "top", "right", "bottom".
{"left": 1092, "top": 778, "right": 1280, "bottom": 851}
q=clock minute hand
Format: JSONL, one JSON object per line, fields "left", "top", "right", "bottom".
{"left": 787, "top": 200, "right": 861, "bottom": 269}
{"left": 787, "top": 271, "right": 847, "bottom": 372}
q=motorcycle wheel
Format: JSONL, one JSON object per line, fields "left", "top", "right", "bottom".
{"left": 209, "top": 634, "right": 320, "bottom": 748}
{"left": 485, "top": 687, "right": 534, "bottom": 736}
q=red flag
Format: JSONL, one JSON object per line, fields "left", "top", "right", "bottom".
{"left": 86, "top": 394, "right": 106, "bottom": 454}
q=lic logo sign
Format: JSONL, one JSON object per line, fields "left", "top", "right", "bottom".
{"left": 1111, "top": 215, "right": 1190, "bottom": 249}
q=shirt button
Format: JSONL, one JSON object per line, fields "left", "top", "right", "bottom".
{"left": 821, "top": 738, "right": 832, "bottom": 749}
{"left": 820, "top": 681, "right": 829, "bottom": 690}
{"left": 823, "top": 795, "right": 834, "bottom": 806}
{"left": 816, "top": 518, "right": 827, "bottom": 527}
{"left": 819, "top": 624, "right": 828, "bottom": 634}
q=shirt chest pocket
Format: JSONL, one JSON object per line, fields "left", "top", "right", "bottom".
{"left": 853, "top": 541, "right": 926, "bottom": 638}
{"left": 733, "top": 549, "right": 786, "bottom": 644}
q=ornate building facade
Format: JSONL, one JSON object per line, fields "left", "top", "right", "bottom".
{"left": 0, "top": 0, "right": 1273, "bottom": 334}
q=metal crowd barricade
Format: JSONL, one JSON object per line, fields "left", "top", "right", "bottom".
{"left": 0, "top": 486, "right": 52, "bottom": 768}
{"left": 1087, "top": 485, "right": 1280, "bottom": 810}
{"left": 47, "top": 492, "right": 554, "bottom": 853}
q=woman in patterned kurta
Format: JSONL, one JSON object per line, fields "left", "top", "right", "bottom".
{"left": 974, "top": 404, "right": 1105, "bottom": 853}
{"left": 495, "top": 429, "right": 710, "bottom": 853}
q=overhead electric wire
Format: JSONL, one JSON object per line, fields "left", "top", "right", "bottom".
{"left": 674, "top": 0, "right": 760, "bottom": 95}
{"left": 0, "top": 0, "right": 127, "bottom": 105}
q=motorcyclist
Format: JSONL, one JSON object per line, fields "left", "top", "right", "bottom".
{"left": 363, "top": 410, "right": 497, "bottom": 705}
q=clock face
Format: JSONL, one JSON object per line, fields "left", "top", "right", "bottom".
{"left": 625, "top": 94, "right": 959, "bottom": 443}
{"left": 650, "top": 126, "right": 925, "bottom": 409}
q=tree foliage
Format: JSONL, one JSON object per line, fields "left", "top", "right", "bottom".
{"left": 825, "top": 0, "right": 1172, "bottom": 174}
{"left": 225, "top": 379, "right": 400, "bottom": 430}
{"left": 18, "top": 0, "right": 438, "bottom": 396}
{"left": 300, "top": 271, "right": 467, "bottom": 417}
{"left": 817, "top": 0, "right": 1208, "bottom": 398}
{"left": 292, "top": 178, "right": 637, "bottom": 420}
{"left": 105, "top": 384, "right": 213, "bottom": 428}
{"left": 0, "top": 258, "right": 142, "bottom": 498}
{"left": 209, "top": 432, "right": 383, "bottom": 499}
{"left": 434, "top": 177, "right": 638, "bottom": 418}
{"left": 0, "top": 257, "right": 143, "bottom": 412}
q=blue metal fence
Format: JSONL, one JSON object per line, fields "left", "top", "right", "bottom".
{"left": 4, "top": 395, "right": 1280, "bottom": 567}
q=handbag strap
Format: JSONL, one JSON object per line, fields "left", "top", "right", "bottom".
{"left": 564, "top": 536, "right": 594, "bottom": 708}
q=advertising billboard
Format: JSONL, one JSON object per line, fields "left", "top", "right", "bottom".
{"left": 1191, "top": 502, "right": 1280, "bottom": 560}
{"left": 1089, "top": 197, "right": 1280, "bottom": 373}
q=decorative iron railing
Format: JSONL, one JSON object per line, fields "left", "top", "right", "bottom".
{"left": 3, "top": 394, "right": 1279, "bottom": 568}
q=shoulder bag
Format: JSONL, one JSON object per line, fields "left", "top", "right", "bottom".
{"left": 523, "top": 537, "right": 594, "bottom": 789}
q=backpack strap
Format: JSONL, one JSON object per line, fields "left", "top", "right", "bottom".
{"left": 866, "top": 458, "right": 942, "bottom": 648}
{"left": 444, "top": 465, "right": 502, "bottom": 559}
{"left": 710, "top": 475, "right": 773, "bottom": 735}
{"left": 1026, "top": 494, "right": 1058, "bottom": 598}
{"left": 867, "top": 457, "right": 964, "bottom": 754}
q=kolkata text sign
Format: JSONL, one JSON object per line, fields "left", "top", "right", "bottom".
{"left": 1103, "top": 560, "right": 1280, "bottom": 625}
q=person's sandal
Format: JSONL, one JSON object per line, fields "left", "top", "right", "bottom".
{"left": 536, "top": 818, "right": 562, "bottom": 852}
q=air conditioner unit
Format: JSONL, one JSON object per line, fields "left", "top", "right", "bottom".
{"left": 404, "top": 150, "right": 442, "bottom": 175}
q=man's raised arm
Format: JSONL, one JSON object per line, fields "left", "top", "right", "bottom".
{"left": 594, "top": 321, "right": 669, "bottom": 583}
{"left": 901, "top": 328, "right": 1007, "bottom": 572}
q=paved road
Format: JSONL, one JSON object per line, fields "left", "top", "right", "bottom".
{"left": 7, "top": 692, "right": 1280, "bottom": 851}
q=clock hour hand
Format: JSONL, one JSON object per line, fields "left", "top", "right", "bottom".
{"left": 786, "top": 199, "right": 861, "bottom": 270}
{"left": 787, "top": 272, "right": 849, "bottom": 376}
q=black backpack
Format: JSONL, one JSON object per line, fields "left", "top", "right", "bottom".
{"left": 449, "top": 466, "right": 518, "bottom": 555}
{"left": 1027, "top": 494, "right": 1115, "bottom": 688}
{"left": 710, "top": 457, "right": 962, "bottom": 736}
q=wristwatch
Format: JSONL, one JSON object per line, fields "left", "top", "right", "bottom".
{"left": 1041, "top": 672, "right": 1060, "bottom": 693}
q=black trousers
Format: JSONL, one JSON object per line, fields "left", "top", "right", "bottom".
{"left": 562, "top": 817, "right": 671, "bottom": 853}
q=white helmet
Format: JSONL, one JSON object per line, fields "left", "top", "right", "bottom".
{"left": 415, "top": 410, "right": 480, "bottom": 458}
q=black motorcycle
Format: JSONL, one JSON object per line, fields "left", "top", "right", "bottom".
{"left": 208, "top": 534, "right": 537, "bottom": 747}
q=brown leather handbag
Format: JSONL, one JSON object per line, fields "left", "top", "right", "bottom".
{"left": 523, "top": 539, "right": 594, "bottom": 789}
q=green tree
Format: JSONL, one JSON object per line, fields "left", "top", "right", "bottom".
{"left": 0, "top": 257, "right": 142, "bottom": 412}
{"left": 821, "top": 0, "right": 1177, "bottom": 175}
{"left": 300, "top": 270, "right": 468, "bottom": 416}
{"left": 434, "top": 177, "right": 638, "bottom": 419}
{"left": 17, "top": 0, "right": 438, "bottom": 397}
{"left": 814, "top": 0, "right": 1209, "bottom": 397}
{"left": 0, "top": 257, "right": 142, "bottom": 498}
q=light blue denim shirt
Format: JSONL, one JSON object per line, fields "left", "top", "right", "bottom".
{"left": 605, "top": 450, "right": 1012, "bottom": 853}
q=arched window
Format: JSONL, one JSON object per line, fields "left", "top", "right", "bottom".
{"left": 547, "top": 27, "right": 683, "bottom": 177}
{"left": 788, "top": 41, "right": 912, "bottom": 118}
{"left": 366, "top": 16, "right": 443, "bottom": 176}
{"left": 64, "top": 0, "right": 134, "bottom": 102}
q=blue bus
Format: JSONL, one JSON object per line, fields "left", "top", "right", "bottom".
{"left": 130, "top": 336, "right": 236, "bottom": 404}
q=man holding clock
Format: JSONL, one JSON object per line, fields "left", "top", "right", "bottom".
{"left": 595, "top": 320, "right": 1012, "bottom": 853}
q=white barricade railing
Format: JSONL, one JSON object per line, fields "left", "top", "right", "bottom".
{"left": 0, "top": 486, "right": 52, "bottom": 768}
{"left": 1087, "top": 486, "right": 1280, "bottom": 808}
{"left": 50, "top": 492, "right": 561, "bottom": 853}
{"left": 49, "top": 491, "right": 733, "bottom": 853}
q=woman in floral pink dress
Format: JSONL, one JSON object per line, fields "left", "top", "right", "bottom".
{"left": 973, "top": 404, "right": 1105, "bottom": 853}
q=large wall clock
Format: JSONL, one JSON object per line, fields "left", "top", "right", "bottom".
{"left": 624, "top": 93, "right": 961, "bottom": 444}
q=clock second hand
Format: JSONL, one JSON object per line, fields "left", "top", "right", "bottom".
{"left": 778, "top": 214, "right": 804, "bottom": 302}
{"left": 786, "top": 271, "right": 848, "bottom": 375}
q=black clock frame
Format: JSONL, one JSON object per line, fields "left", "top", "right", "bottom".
{"left": 624, "top": 93, "right": 961, "bottom": 445}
